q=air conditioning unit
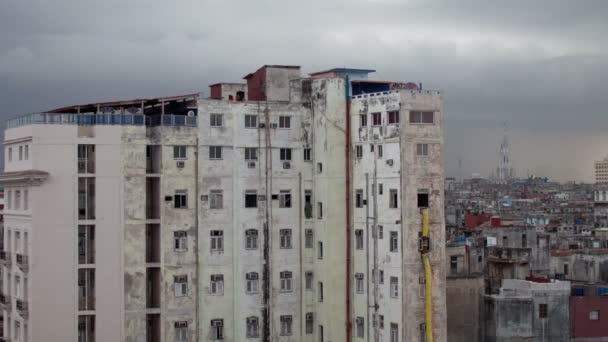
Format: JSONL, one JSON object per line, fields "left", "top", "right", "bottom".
{"left": 211, "top": 320, "right": 223, "bottom": 327}
{"left": 175, "top": 321, "right": 188, "bottom": 328}
{"left": 176, "top": 160, "right": 185, "bottom": 168}
{"left": 200, "top": 195, "right": 209, "bottom": 201}
{"left": 248, "top": 161, "right": 256, "bottom": 169}
{"left": 259, "top": 123, "right": 266, "bottom": 128}
{"left": 258, "top": 195, "right": 267, "bottom": 201}
{"left": 283, "top": 161, "right": 291, "bottom": 169}
{"left": 270, "top": 123, "right": 278, "bottom": 129}
{"left": 386, "top": 159, "right": 394, "bottom": 166}
{"left": 187, "top": 110, "right": 195, "bottom": 117}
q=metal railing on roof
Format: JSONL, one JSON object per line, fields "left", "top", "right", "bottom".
{"left": 5, "top": 113, "right": 197, "bottom": 129}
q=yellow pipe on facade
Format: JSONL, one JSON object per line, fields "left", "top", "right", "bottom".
{"left": 421, "top": 208, "right": 433, "bottom": 342}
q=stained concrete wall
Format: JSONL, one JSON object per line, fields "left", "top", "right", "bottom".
{"left": 400, "top": 90, "right": 447, "bottom": 342}
{"left": 484, "top": 279, "right": 571, "bottom": 342}
{"left": 446, "top": 275, "right": 484, "bottom": 342}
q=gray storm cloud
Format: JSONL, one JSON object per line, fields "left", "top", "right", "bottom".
{"left": 0, "top": 0, "right": 606, "bottom": 181}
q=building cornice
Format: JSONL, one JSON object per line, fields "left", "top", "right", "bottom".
{"left": 0, "top": 170, "right": 49, "bottom": 186}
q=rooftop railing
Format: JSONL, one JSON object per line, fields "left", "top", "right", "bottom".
{"left": 6, "top": 113, "right": 197, "bottom": 129}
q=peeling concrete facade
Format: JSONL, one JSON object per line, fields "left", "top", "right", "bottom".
{"left": 0, "top": 65, "right": 447, "bottom": 342}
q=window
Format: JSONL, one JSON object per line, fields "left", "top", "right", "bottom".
{"left": 450, "top": 256, "right": 458, "bottom": 273}
{"left": 417, "top": 190, "right": 429, "bottom": 208}
{"left": 305, "top": 271, "right": 313, "bottom": 290}
{"left": 318, "top": 241, "right": 323, "bottom": 259}
{"left": 318, "top": 282, "right": 324, "bottom": 302}
{"left": 356, "top": 317, "right": 365, "bottom": 337}
{"left": 280, "top": 229, "right": 292, "bottom": 249}
{"left": 244, "top": 148, "right": 258, "bottom": 161}
{"left": 7, "top": 190, "right": 11, "bottom": 209}
{"left": 210, "top": 274, "right": 224, "bottom": 295}
{"left": 174, "top": 231, "right": 187, "bottom": 251}
{"left": 8, "top": 147, "right": 12, "bottom": 162}
{"left": 355, "top": 273, "right": 364, "bottom": 293}
{"left": 390, "top": 323, "right": 399, "bottom": 342}
{"left": 372, "top": 112, "right": 381, "bottom": 126}
{"left": 279, "top": 190, "right": 292, "bottom": 208}
{"left": 23, "top": 190, "right": 28, "bottom": 210}
{"left": 24, "top": 145, "right": 29, "bottom": 160}
{"left": 355, "top": 145, "right": 363, "bottom": 159}
{"left": 378, "top": 144, "right": 383, "bottom": 158}
{"left": 319, "top": 325, "right": 324, "bottom": 342}
{"left": 210, "top": 190, "right": 223, "bottom": 209}
{"left": 305, "top": 190, "right": 313, "bottom": 219}
{"left": 15, "top": 190, "right": 21, "bottom": 210}
{"left": 522, "top": 233, "right": 527, "bottom": 248}
{"left": 355, "top": 189, "right": 364, "bottom": 208}
{"left": 245, "top": 115, "right": 257, "bottom": 128}
{"left": 19, "top": 146, "right": 23, "bottom": 160}
{"left": 175, "top": 322, "right": 188, "bottom": 342}
{"left": 375, "top": 225, "right": 384, "bottom": 239}
{"left": 210, "top": 230, "right": 224, "bottom": 251}
{"left": 174, "top": 190, "right": 187, "bottom": 209}
{"left": 174, "top": 275, "right": 188, "bottom": 297}
{"left": 378, "top": 183, "right": 383, "bottom": 195}
{"left": 280, "top": 315, "right": 293, "bottom": 336}
{"left": 304, "top": 148, "right": 312, "bottom": 161}
{"left": 173, "top": 146, "right": 187, "bottom": 159}
{"left": 390, "top": 277, "right": 399, "bottom": 298}
{"left": 360, "top": 114, "right": 367, "bottom": 127}
{"left": 209, "top": 146, "right": 223, "bottom": 160}
{"left": 539, "top": 303, "right": 548, "bottom": 318}
{"left": 317, "top": 162, "right": 323, "bottom": 173}
{"left": 210, "top": 319, "right": 224, "bottom": 340}
{"left": 390, "top": 231, "right": 398, "bottom": 252}
{"left": 305, "top": 313, "right": 314, "bottom": 334}
{"left": 410, "top": 111, "right": 434, "bottom": 124}
{"left": 355, "top": 230, "right": 364, "bottom": 250}
{"left": 245, "top": 229, "right": 258, "bottom": 250}
{"left": 388, "top": 111, "right": 399, "bottom": 124}
{"left": 478, "top": 255, "right": 483, "bottom": 263}
{"left": 245, "top": 191, "right": 258, "bottom": 208}
{"left": 279, "top": 116, "right": 291, "bottom": 128}
{"left": 280, "top": 148, "right": 292, "bottom": 161}
{"left": 246, "top": 272, "right": 259, "bottom": 294}
{"left": 317, "top": 202, "right": 323, "bottom": 219}
{"left": 564, "top": 263, "right": 569, "bottom": 275}
{"left": 373, "top": 314, "right": 385, "bottom": 329}
{"left": 246, "top": 317, "right": 259, "bottom": 338}
{"left": 372, "top": 269, "right": 384, "bottom": 284}
{"left": 210, "top": 113, "right": 223, "bottom": 127}
{"left": 305, "top": 229, "right": 313, "bottom": 248}
{"left": 590, "top": 310, "right": 600, "bottom": 321}
{"left": 389, "top": 189, "right": 398, "bottom": 208}
{"left": 280, "top": 271, "right": 293, "bottom": 292}
{"left": 416, "top": 143, "right": 429, "bottom": 157}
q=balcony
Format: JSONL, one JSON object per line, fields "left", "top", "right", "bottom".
{"left": 15, "top": 254, "right": 28, "bottom": 272}
{"left": 16, "top": 299, "right": 28, "bottom": 318}
{"left": 0, "top": 251, "right": 11, "bottom": 265}
{"left": 486, "top": 247, "right": 531, "bottom": 264}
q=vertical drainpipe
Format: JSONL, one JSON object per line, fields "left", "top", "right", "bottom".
{"left": 194, "top": 136, "right": 200, "bottom": 342}
{"left": 345, "top": 75, "right": 353, "bottom": 342}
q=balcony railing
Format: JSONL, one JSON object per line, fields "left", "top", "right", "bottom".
{"left": 15, "top": 254, "right": 28, "bottom": 271}
{"left": 16, "top": 299, "right": 28, "bottom": 318}
{"left": 6, "top": 113, "right": 197, "bottom": 129}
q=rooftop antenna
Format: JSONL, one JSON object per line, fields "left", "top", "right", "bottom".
{"left": 458, "top": 154, "right": 463, "bottom": 183}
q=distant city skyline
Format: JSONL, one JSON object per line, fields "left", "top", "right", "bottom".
{"left": 1, "top": 0, "right": 606, "bottom": 182}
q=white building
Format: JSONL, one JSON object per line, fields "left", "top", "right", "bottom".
{"left": 0, "top": 65, "right": 446, "bottom": 342}
{"left": 595, "top": 156, "right": 608, "bottom": 184}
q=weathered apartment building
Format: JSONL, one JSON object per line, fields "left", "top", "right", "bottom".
{"left": 0, "top": 65, "right": 446, "bottom": 342}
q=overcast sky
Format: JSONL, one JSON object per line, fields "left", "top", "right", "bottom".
{"left": 1, "top": 0, "right": 606, "bottom": 181}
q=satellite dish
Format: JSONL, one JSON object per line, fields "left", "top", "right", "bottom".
{"left": 187, "top": 110, "right": 195, "bottom": 117}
